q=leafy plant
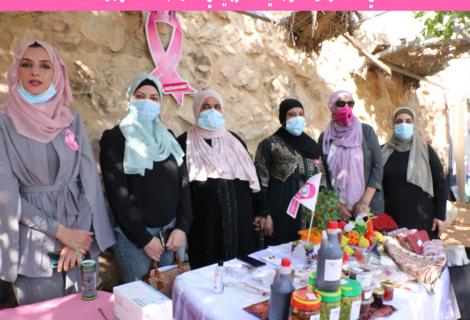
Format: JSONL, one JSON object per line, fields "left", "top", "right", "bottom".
{"left": 307, "top": 189, "right": 341, "bottom": 230}
{"left": 414, "top": 11, "right": 470, "bottom": 41}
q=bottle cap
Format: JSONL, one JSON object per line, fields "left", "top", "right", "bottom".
{"left": 218, "top": 260, "right": 224, "bottom": 266}
{"left": 281, "top": 258, "right": 291, "bottom": 267}
{"left": 327, "top": 221, "right": 339, "bottom": 230}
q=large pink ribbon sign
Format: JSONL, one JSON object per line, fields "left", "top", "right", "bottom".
{"left": 146, "top": 11, "right": 196, "bottom": 105}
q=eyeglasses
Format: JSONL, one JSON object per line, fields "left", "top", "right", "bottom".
{"left": 335, "top": 100, "right": 355, "bottom": 108}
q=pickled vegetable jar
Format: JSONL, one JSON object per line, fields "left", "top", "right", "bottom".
{"left": 339, "top": 279, "right": 362, "bottom": 320}
{"left": 316, "top": 289, "right": 341, "bottom": 320}
{"left": 289, "top": 288, "right": 321, "bottom": 320}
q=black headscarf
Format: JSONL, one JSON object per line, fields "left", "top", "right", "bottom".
{"left": 134, "top": 78, "right": 160, "bottom": 94}
{"left": 275, "top": 98, "right": 322, "bottom": 159}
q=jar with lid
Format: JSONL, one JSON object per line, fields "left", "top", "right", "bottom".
{"left": 360, "top": 297, "right": 373, "bottom": 318}
{"left": 381, "top": 281, "right": 394, "bottom": 301}
{"left": 339, "top": 279, "right": 362, "bottom": 320}
{"left": 372, "top": 287, "right": 384, "bottom": 307}
{"left": 289, "top": 289, "right": 321, "bottom": 320}
{"left": 316, "top": 288, "right": 341, "bottom": 320}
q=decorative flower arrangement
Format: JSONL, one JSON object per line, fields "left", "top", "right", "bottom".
{"left": 292, "top": 189, "right": 341, "bottom": 263}
{"left": 340, "top": 215, "right": 385, "bottom": 261}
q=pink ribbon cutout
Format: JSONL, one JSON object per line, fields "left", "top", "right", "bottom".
{"left": 146, "top": 11, "right": 196, "bottom": 105}
{"left": 64, "top": 129, "right": 79, "bottom": 152}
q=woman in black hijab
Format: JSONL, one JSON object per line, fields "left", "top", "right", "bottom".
{"left": 254, "top": 99, "right": 326, "bottom": 245}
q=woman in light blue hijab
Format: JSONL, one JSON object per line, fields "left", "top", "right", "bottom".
{"left": 99, "top": 74, "right": 192, "bottom": 283}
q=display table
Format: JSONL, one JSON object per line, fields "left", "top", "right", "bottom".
{"left": 173, "top": 244, "right": 461, "bottom": 320}
{"left": 0, "top": 290, "right": 114, "bottom": 320}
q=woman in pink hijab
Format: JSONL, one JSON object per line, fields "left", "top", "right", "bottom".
{"left": 319, "top": 90, "right": 383, "bottom": 220}
{"left": 177, "top": 89, "right": 263, "bottom": 268}
{"left": 0, "top": 40, "right": 114, "bottom": 304}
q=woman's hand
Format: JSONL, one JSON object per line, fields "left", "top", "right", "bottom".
{"left": 264, "top": 215, "right": 273, "bottom": 236}
{"left": 143, "top": 237, "right": 165, "bottom": 261}
{"left": 340, "top": 203, "right": 352, "bottom": 221}
{"left": 57, "top": 247, "right": 81, "bottom": 273}
{"left": 351, "top": 199, "right": 370, "bottom": 216}
{"left": 166, "top": 229, "right": 186, "bottom": 252}
{"left": 56, "top": 224, "right": 93, "bottom": 254}
{"left": 253, "top": 217, "right": 266, "bottom": 231}
{"left": 432, "top": 218, "right": 446, "bottom": 237}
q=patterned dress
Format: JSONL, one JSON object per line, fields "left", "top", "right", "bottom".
{"left": 255, "top": 134, "right": 327, "bottom": 245}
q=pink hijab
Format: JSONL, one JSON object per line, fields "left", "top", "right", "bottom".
{"left": 186, "top": 90, "right": 260, "bottom": 192}
{"left": 0, "top": 40, "right": 74, "bottom": 143}
{"left": 322, "top": 90, "right": 365, "bottom": 209}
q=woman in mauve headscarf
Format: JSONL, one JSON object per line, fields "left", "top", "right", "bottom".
{"left": 319, "top": 90, "right": 384, "bottom": 220}
{"left": 382, "top": 107, "right": 447, "bottom": 238}
{"left": 0, "top": 40, "right": 115, "bottom": 305}
{"left": 177, "top": 89, "right": 262, "bottom": 269}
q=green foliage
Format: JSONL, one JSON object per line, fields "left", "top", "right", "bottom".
{"left": 414, "top": 11, "right": 470, "bottom": 41}
{"left": 310, "top": 190, "right": 341, "bottom": 230}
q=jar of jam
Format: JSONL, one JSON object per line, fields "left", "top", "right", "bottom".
{"left": 360, "top": 297, "right": 373, "bottom": 318}
{"left": 381, "top": 281, "right": 394, "bottom": 301}
{"left": 372, "top": 287, "right": 384, "bottom": 307}
{"left": 289, "top": 288, "right": 321, "bottom": 320}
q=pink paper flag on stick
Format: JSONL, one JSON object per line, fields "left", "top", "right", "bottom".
{"left": 286, "top": 173, "right": 322, "bottom": 219}
{"left": 145, "top": 11, "right": 196, "bottom": 105}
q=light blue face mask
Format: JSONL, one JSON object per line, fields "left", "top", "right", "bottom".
{"left": 129, "top": 99, "right": 160, "bottom": 122}
{"left": 17, "top": 84, "right": 57, "bottom": 105}
{"left": 394, "top": 123, "right": 414, "bottom": 140}
{"left": 285, "top": 116, "right": 306, "bottom": 136}
{"left": 197, "top": 108, "right": 225, "bottom": 131}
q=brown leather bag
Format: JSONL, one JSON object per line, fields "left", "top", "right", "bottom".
{"left": 144, "top": 253, "right": 190, "bottom": 297}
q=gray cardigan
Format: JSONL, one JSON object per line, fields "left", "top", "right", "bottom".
{"left": 319, "top": 123, "right": 384, "bottom": 213}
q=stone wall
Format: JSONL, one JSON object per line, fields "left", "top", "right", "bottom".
{"left": 0, "top": 11, "right": 449, "bottom": 167}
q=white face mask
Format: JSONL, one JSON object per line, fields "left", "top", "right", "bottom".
{"left": 17, "top": 84, "right": 57, "bottom": 105}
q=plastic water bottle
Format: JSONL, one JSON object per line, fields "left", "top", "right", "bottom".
{"left": 268, "top": 258, "right": 295, "bottom": 320}
{"left": 315, "top": 221, "right": 343, "bottom": 292}
{"left": 213, "top": 261, "right": 224, "bottom": 294}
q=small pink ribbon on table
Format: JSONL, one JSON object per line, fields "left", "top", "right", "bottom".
{"left": 146, "top": 11, "right": 196, "bottom": 106}
{"left": 65, "top": 129, "right": 79, "bottom": 151}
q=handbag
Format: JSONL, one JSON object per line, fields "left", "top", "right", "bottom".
{"left": 144, "top": 252, "right": 190, "bottom": 298}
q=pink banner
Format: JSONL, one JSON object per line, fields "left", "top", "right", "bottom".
{"left": 146, "top": 11, "right": 196, "bottom": 105}
{"left": 0, "top": 0, "right": 469, "bottom": 10}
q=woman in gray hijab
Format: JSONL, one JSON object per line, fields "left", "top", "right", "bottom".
{"left": 382, "top": 107, "right": 447, "bottom": 239}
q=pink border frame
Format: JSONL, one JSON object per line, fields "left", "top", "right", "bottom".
{"left": 1, "top": 0, "right": 469, "bottom": 11}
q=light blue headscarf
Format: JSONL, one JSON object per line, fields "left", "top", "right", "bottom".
{"left": 119, "top": 74, "right": 184, "bottom": 176}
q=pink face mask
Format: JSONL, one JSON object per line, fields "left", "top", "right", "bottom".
{"left": 333, "top": 107, "right": 353, "bottom": 126}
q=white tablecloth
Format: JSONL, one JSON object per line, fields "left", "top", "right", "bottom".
{"left": 173, "top": 244, "right": 461, "bottom": 320}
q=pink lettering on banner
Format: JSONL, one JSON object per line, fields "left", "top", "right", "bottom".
{"left": 0, "top": 0, "right": 469, "bottom": 11}
{"left": 287, "top": 198, "right": 300, "bottom": 219}
{"left": 145, "top": 11, "right": 196, "bottom": 105}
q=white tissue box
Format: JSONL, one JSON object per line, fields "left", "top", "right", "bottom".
{"left": 114, "top": 280, "right": 172, "bottom": 320}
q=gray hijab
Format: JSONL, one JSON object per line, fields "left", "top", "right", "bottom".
{"left": 382, "top": 107, "right": 434, "bottom": 197}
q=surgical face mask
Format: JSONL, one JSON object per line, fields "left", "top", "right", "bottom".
{"left": 333, "top": 106, "right": 353, "bottom": 126}
{"left": 394, "top": 123, "right": 414, "bottom": 140}
{"left": 17, "top": 84, "right": 57, "bottom": 105}
{"left": 197, "top": 108, "right": 225, "bottom": 131}
{"left": 129, "top": 99, "right": 160, "bottom": 122}
{"left": 285, "top": 116, "right": 306, "bottom": 136}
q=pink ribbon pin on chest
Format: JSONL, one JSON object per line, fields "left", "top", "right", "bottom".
{"left": 146, "top": 11, "right": 196, "bottom": 105}
{"left": 65, "top": 129, "right": 79, "bottom": 152}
